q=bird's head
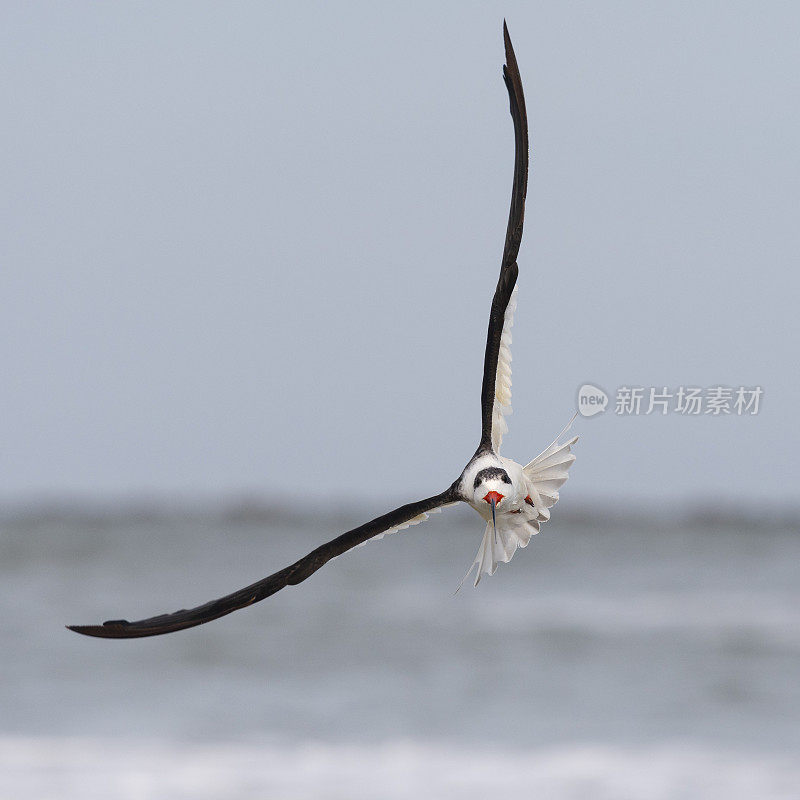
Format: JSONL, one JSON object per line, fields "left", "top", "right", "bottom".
{"left": 472, "top": 467, "right": 513, "bottom": 513}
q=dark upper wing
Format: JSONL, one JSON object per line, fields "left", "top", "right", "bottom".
{"left": 68, "top": 490, "right": 456, "bottom": 639}
{"left": 479, "top": 22, "right": 529, "bottom": 450}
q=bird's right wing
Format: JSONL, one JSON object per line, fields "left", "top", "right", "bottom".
{"left": 67, "top": 489, "right": 458, "bottom": 639}
{"left": 479, "top": 22, "right": 529, "bottom": 453}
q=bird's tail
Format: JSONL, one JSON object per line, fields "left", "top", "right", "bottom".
{"left": 463, "top": 513, "right": 541, "bottom": 588}
{"left": 523, "top": 415, "right": 579, "bottom": 515}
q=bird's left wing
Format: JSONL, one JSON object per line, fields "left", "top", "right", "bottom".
{"left": 479, "top": 22, "right": 528, "bottom": 454}
{"left": 67, "top": 489, "right": 457, "bottom": 639}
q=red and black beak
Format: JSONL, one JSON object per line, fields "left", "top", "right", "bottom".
{"left": 483, "top": 490, "right": 504, "bottom": 539}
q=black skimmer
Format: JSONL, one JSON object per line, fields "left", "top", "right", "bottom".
{"left": 68, "top": 22, "right": 577, "bottom": 640}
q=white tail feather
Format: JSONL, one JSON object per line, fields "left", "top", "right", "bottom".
{"left": 524, "top": 417, "right": 578, "bottom": 511}
{"left": 463, "top": 514, "right": 540, "bottom": 588}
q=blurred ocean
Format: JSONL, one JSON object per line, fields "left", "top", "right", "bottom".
{"left": 1, "top": 502, "right": 798, "bottom": 799}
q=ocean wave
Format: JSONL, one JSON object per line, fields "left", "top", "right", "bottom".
{"left": 1, "top": 737, "right": 797, "bottom": 800}
{"left": 364, "top": 586, "right": 800, "bottom": 648}
{"left": 468, "top": 591, "right": 800, "bottom": 644}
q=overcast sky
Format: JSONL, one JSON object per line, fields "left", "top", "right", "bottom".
{"left": 2, "top": 2, "right": 798, "bottom": 508}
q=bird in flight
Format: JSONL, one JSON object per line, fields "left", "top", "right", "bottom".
{"left": 68, "top": 22, "right": 577, "bottom": 640}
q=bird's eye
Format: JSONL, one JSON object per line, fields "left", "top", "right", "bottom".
{"left": 502, "top": 473, "right": 512, "bottom": 484}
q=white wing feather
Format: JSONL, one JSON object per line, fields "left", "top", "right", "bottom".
{"left": 491, "top": 285, "right": 518, "bottom": 453}
{"left": 355, "top": 502, "right": 458, "bottom": 549}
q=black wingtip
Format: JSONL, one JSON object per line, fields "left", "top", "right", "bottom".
{"left": 66, "top": 621, "right": 134, "bottom": 639}
{"left": 503, "top": 21, "right": 517, "bottom": 70}
{"left": 66, "top": 624, "right": 95, "bottom": 637}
